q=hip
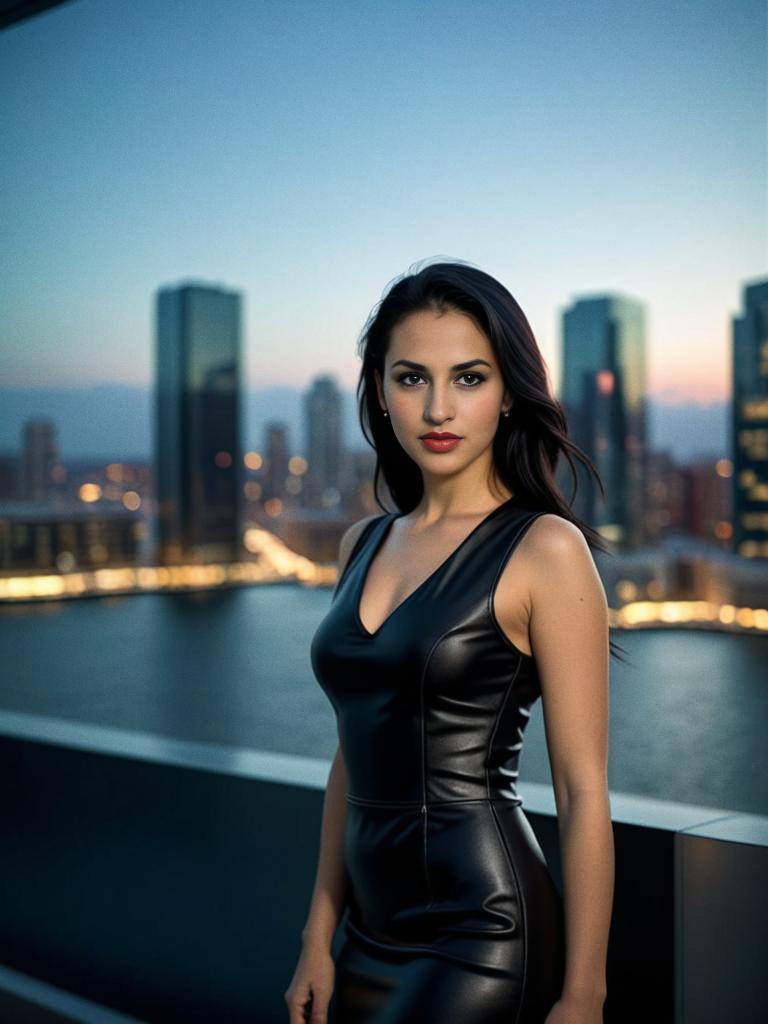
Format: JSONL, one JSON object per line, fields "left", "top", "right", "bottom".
{"left": 343, "top": 796, "right": 564, "bottom": 974}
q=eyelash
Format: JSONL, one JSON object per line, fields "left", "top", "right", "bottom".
{"left": 395, "top": 372, "right": 487, "bottom": 388}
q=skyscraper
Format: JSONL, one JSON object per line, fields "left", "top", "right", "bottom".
{"left": 20, "top": 419, "right": 57, "bottom": 502}
{"left": 560, "top": 294, "right": 647, "bottom": 547}
{"left": 732, "top": 277, "right": 768, "bottom": 558}
{"left": 302, "top": 375, "right": 343, "bottom": 510}
{"left": 154, "top": 282, "right": 244, "bottom": 564}
{"left": 263, "top": 421, "right": 291, "bottom": 504}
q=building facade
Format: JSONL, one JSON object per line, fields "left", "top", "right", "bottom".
{"left": 732, "top": 277, "right": 768, "bottom": 558}
{"left": 154, "top": 282, "right": 244, "bottom": 564}
{"left": 560, "top": 294, "right": 647, "bottom": 548}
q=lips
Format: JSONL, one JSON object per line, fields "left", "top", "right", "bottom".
{"left": 420, "top": 434, "right": 463, "bottom": 452}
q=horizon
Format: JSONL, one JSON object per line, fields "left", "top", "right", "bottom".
{"left": 0, "top": 379, "right": 734, "bottom": 407}
{"left": 0, "top": 381, "right": 731, "bottom": 463}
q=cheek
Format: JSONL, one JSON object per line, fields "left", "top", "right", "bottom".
{"left": 389, "top": 390, "right": 419, "bottom": 417}
{"left": 464, "top": 389, "right": 503, "bottom": 426}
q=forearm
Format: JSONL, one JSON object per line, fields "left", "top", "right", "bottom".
{"left": 301, "top": 746, "right": 349, "bottom": 949}
{"left": 556, "top": 789, "right": 614, "bottom": 1004}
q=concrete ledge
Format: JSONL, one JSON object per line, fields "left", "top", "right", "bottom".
{"left": 0, "top": 964, "right": 146, "bottom": 1024}
{"left": 1, "top": 710, "right": 762, "bottom": 842}
{"left": 0, "top": 712, "right": 765, "bottom": 1023}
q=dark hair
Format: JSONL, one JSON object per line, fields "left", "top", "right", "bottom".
{"left": 355, "top": 257, "right": 628, "bottom": 665}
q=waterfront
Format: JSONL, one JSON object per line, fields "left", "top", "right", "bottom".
{"left": 1, "top": 583, "right": 766, "bottom": 814}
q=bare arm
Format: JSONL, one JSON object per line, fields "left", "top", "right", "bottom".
{"left": 300, "top": 514, "right": 379, "bottom": 950}
{"left": 301, "top": 743, "right": 349, "bottom": 948}
{"left": 518, "top": 515, "right": 614, "bottom": 1015}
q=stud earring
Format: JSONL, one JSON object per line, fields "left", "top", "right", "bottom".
{"left": 382, "top": 409, "right": 389, "bottom": 417}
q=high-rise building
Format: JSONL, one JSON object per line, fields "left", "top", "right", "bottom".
{"left": 732, "top": 277, "right": 768, "bottom": 558}
{"left": 154, "top": 281, "right": 244, "bottom": 564}
{"left": 560, "top": 294, "right": 647, "bottom": 547}
{"left": 263, "top": 421, "right": 290, "bottom": 504}
{"left": 20, "top": 419, "right": 57, "bottom": 502}
{"left": 302, "top": 375, "right": 343, "bottom": 510}
{"left": 0, "top": 453, "right": 18, "bottom": 501}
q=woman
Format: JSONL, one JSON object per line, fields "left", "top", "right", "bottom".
{"left": 286, "top": 260, "right": 616, "bottom": 1023}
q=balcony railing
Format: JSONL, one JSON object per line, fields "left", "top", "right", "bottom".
{"left": 0, "top": 711, "right": 765, "bottom": 1023}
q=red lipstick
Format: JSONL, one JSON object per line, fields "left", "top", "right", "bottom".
{"left": 419, "top": 431, "right": 462, "bottom": 453}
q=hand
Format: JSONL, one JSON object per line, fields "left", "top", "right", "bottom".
{"left": 284, "top": 940, "right": 336, "bottom": 1024}
{"left": 544, "top": 993, "right": 605, "bottom": 1024}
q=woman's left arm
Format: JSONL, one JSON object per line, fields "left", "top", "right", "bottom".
{"left": 527, "top": 515, "right": 615, "bottom": 1021}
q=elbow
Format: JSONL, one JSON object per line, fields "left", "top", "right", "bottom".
{"left": 553, "top": 775, "right": 610, "bottom": 816}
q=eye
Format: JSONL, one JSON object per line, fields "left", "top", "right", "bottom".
{"left": 395, "top": 372, "right": 487, "bottom": 387}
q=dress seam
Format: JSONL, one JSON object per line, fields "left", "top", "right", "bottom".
{"left": 485, "top": 656, "right": 523, "bottom": 798}
{"left": 420, "top": 628, "right": 447, "bottom": 912}
{"left": 489, "top": 801, "right": 528, "bottom": 1024}
{"left": 486, "top": 657, "right": 526, "bottom": 1024}
{"left": 345, "top": 794, "right": 523, "bottom": 807}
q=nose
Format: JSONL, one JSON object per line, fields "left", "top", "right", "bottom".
{"left": 424, "top": 384, "right": 455, "bottom": 425}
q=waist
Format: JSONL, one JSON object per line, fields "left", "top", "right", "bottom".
{"left": 346, "top": 792, "right": 523, "bottom": 808}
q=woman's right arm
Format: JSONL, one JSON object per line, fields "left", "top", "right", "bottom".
{"left": 284, "top": 514, "right": 379, "bottom": 1023}
{"left": 299, "top": 741, "right": 349, "bottom": 949}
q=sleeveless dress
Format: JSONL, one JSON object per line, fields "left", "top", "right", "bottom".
{"left": 310, "top": 498, "right": 566, "bottom": 1023}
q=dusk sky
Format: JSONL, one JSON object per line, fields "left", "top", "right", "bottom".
{"left": 1, "top": 0, "right": 764, "bottom": 405}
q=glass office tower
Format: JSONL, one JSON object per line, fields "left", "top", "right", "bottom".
{"left": 154, "top": 282, "right": 244, "bottom": 564}
{"left": 560, "top": 294, "right": 647, "bottom": 547}
{"left": 732, "top": 277, "right": 768, "bottom": 558}
{"left": 21, "top": 419, "right": 57, "bottom": 502}
{"left": 302, "top": 375, "right": 343, "bottom": 510}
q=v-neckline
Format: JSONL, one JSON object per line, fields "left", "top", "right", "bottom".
{"left": 354, "top": 497, "right": 517, "bottom": 639}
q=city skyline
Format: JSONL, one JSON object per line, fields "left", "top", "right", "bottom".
{"left": 1, "top": 0, "right": 764, "bottom": 402}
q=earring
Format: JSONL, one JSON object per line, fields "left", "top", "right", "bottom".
{"left": 382, "top": 409, "right": 389, "bottom": 417}
{"left": 502, "top": 408, "right": 511, "bottom": 417}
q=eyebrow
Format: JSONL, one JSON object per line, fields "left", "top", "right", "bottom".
{"left": 390, "top": 359, "right": 493, "bottom": 372}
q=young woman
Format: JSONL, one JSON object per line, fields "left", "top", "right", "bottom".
{"left": 286, "top": 260, "right": 616, "bottom": 1023}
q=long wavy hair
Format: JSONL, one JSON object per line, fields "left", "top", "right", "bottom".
{"left": 355, "top": 257, "right": 628, "bottom": 664}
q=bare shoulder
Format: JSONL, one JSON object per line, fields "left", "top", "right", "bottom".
{"left": 337, "top": 513, "right": 383, "bottom": 578}
{"left": 493, "top": 513, "right": 603, "bottom": 656}
{"left": 522, "top": 512, "right": 593, "bottom": 559}
{"left": 500, "top": 512, "right": 591, "bottom": 581}
{"left": 517, "top": 512, "right": 603, "bottom": 590}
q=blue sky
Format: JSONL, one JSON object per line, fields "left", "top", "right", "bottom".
{"left": 1, "top": 0, "right": 764, "bottom": 402}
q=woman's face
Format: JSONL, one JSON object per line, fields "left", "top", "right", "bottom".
{"left": 375, "top": 307, "right": 510, "bottom": 479}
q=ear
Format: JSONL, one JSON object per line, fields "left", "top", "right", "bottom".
{"left": 374, "top": 368, "right": 386, "bottom": 410}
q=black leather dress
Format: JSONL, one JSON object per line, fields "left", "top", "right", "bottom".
{"left": 310, "top": 498, "right": 565, "bottom": 1023}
